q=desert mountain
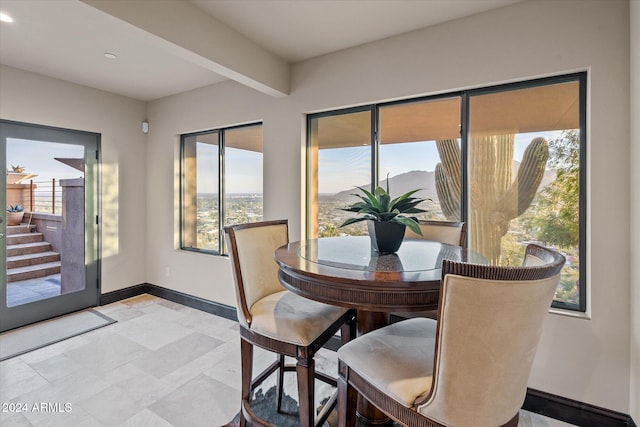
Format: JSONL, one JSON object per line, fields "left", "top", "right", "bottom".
{"left": 332, "top": 163, "right": 554, "bottom": 200}
{"left": 333, "top": 170, "right": 437, "bottom": 200}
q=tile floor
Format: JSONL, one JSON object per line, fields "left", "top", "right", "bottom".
{"left": 0, "top": 294, "right": 577, "bottom": 426}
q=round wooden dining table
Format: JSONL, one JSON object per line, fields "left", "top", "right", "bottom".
{"left": 274, "top": 235, "right": 486, "bottom": 426}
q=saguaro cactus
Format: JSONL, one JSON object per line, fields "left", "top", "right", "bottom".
{"left": 435, "top": 135, "right": 549, "bottom": 264}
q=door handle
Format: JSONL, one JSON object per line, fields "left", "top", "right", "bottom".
{"left": 0, "top": 233, "right": 4, "bottom": 239}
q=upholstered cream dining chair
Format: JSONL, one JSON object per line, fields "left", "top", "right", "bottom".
{"left": 225, "top": 220, "right": 356, "bottom": 427}
{"left": 397, "top": 220, "right": 467, "bottom": 321}
{"left": 403, "top": 219, "right": 467, "bottom": 246}
{"left": 337, "top": 244, "right": 565, "bottom": 427}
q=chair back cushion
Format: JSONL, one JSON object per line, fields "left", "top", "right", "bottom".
{"left": 225, "top": 220, "right": 288, "bottom": 327}
{"left": 404, "top": 220, "right": 466, "bottom": 246}
{"left": 417, "top": 244, "right": 564, "bottom": 426}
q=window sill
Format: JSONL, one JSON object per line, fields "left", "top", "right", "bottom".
{"left": 548, "top": 307, "right": 590, "bottom": 320}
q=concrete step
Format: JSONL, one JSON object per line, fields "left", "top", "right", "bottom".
{"left": 7, "top": 261, "right": 61, "bottom": 283}
{"left": 6, "top": 224, "right": 36, "bottom": 235}
{"left": 7, "top": 251, "right": 61, "bottom": 269}
{"left": 6, "top": 232, "right": 44, "bottom": 245}
{"left": 7, "top": 241, "right": 52, "bottom": 257}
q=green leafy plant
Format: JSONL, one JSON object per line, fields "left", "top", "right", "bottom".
{"left": 7, "top": 204, "right": 24, "bottom": 212}
{"left": 339, "top": 181, "right": 427, "bottom": 235}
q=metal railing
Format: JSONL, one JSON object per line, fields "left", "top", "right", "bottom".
{"left": 28, "top": 179, "right": 63, "bottom": 214}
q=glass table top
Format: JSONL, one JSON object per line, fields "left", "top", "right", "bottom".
{"left": 298, "top": 236, "right": 486, "bottom": 273}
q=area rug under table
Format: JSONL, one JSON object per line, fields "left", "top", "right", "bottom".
{"left": 0, "top": 309, "right": 116, "bottom": 361}
{"left": 223, "top": 386, "right": 338, "bottom": 427}
{"left": 223, "top": 386, "right": 402, "bottom": 427}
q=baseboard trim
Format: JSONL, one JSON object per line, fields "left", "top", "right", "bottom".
{"left": 100, "top": 284, "right": 636, "bottom": 427}
{"left": 145, "top": 283, "right": 237, "bottom": 322}
{"left": 99, "top": 283, "right": 237, "bottom": 321}
{"left": 523, "top": 388, "right": 636, "bottom": 427}
{"left": 99, "top": 284, "right": 147, "bottom": 306}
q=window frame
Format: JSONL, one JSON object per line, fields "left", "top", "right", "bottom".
{"left": 180, "top": 122, "right": 263, "bottom": 256}
{"left": 305, "top": 104, "right": 376, "bottom": 237}
{"left": 306, "top": 72, "right": 587, "bottom": 312}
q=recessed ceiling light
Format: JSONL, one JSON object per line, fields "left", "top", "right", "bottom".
{"left": 104, "top": 52, "right": 117, "bottom": 59}
{"left": 0, "top": 12, "right": 14, "bottom": 23}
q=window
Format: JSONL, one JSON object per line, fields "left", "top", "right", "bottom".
{"left": 466, "top": 80, "right": 584, "bottom": 310}
{"left": 181, "top": 123, "right": 263, "bottom": 255}
{"left": 307, "top": 74, "right": 586, "bottom": 311}
{"left": 308, "top": 108, "right": 372, "bottom": 238}
{"left": 379, "top": 97, "right": 462, "bottom": 221}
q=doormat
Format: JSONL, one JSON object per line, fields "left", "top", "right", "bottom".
{"left": 0, "top": 309, "right": 116, "bottom": 361}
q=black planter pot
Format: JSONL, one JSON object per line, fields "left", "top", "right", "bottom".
{"left": 367, "top": 221, "right": 406, "bottom": 254}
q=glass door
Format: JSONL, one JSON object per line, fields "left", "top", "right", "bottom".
{"left": 0, "top": 120, "right": 100, "bottom": 332}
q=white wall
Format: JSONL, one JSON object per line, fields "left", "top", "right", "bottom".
{"left": 2, "top": 0, "right": 629, "bottom": 416}
{"left": 629, "top": 0, "right": 639, "bottom": 422}
{"left": 146, "top": 0, "right": 632, "bottom": 413}
{"left": 0, "top": 65, "right": 147, "bottom": 294}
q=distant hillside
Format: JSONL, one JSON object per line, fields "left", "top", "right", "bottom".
{"left": 331, "top": 163, "right": 554, "bottom": 201}
{"left": 334, "top": 170, "right": 437, "bottom": 200}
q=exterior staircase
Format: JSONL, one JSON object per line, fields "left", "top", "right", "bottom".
{"left": 6, "top": 224, "right": 61, "bottom": 282}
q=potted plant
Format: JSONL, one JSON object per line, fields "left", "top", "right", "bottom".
{"left": 339, "top": 181, "right": 428, "bottom": 254}
{"left": 6, "top": 165, "right": 36, "bottom": 184}
{"left": 7, "top": 204, "right": 25, "bottom": 226}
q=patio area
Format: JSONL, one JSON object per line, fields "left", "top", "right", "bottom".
{"left": 6, "top": 273, "right": 61, "bottom": 308}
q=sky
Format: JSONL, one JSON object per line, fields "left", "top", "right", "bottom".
{"left": 6, "top": 138, "right": 85, "bottom": 183}
{"left": 6, "top": 132, "right": 562, "bottom": 195}
{"left": 318, "top": 130, "right": 563, "bottom": 193}
{"left": 6, "top": 138, "right": 261, "bottom": 195}
{"left": 196, "top": 144, "right": 263, "bottom": 194}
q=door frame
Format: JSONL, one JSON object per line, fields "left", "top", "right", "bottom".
{"left": 0, "top": 120, "right": 101, "bottom": 332}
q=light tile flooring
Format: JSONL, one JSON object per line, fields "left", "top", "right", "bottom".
{"left": 0, "top": 295, "right": 577, "bottom": 427}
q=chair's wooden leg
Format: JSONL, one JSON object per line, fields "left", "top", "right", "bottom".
{"left": 338, "top": 368, "right": 357, "bottom": 427}
{"left": 341, "top": 312, "right": 356, "bottom": 344}
{"left": 296, "top": 356, "right": 315, "bottom": 427}
{"left": 240, "top": 338, "right": 253, "bottom": 427}
{"left": 276, "top": 354, "right": 285, "bottom": 413}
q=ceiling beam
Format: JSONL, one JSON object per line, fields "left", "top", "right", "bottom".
{"left": 80, "top": 0, "right": 290, "bottom": 97}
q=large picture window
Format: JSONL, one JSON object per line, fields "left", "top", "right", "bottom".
{"left": 181, "top": 123, "right": 263, "bottom": 255}
{"left": 307, "top": 74, "right": 586, "bottom": 311}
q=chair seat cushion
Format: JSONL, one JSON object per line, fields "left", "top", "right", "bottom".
{"left": 250, "top": 290, "right": 350, "bottom": 346}
{"left": 337, "top": 317, "right": 437, "bottom": 407}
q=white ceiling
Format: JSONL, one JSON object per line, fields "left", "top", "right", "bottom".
{"left": 0, "top": 0, "right": 523, "bottom": 102}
